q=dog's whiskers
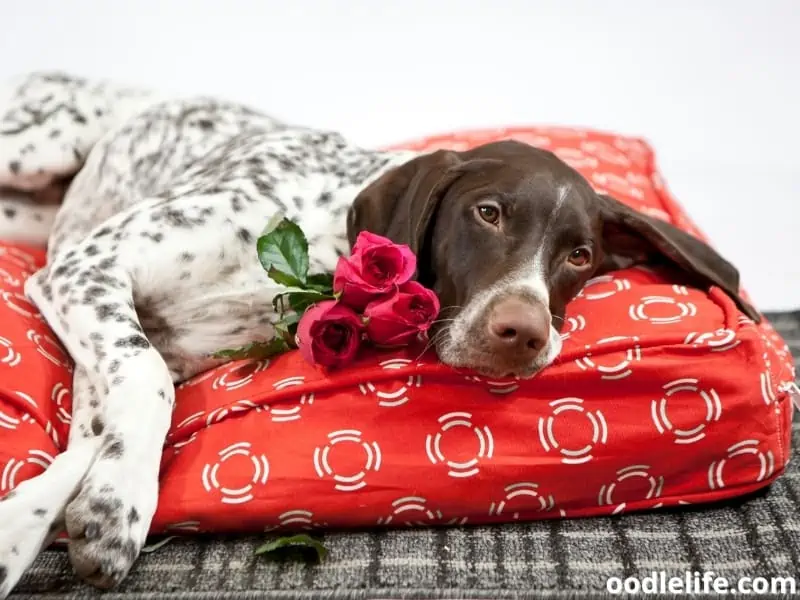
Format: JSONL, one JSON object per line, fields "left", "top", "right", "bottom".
{"left": 415, "top": 326, "right": 451, "bottom": 361}
{"left": 412, "top": 305, "right": 464, "bottom": 360}
{"left": 431, "top": 317, "right": 456, "bottom": 326}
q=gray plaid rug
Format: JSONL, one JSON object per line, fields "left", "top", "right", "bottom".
{"left": 11, "top": 311, "right": 800, "bottom": 599}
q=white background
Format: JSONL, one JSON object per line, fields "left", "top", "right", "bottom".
{"left": 2, "top": 0, "right": 798, "bottom": 310}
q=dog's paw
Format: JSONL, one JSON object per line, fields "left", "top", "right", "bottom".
{"left": 0, "top": 491, "right": 29, "bottom": 599}
{"left": 64, "top": 468, "right": 156, "bottom": 590}
{"left": 0, "top": 488, "right": 57, "bottom": 599}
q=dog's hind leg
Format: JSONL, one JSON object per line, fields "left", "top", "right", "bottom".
{"left": 0, "top": 71, "right": 155, "bottom": 192}
{"left": 0, "top": 191, "right": 59, "bottom": 246}
{"left": 0, "top": 367, "right": 103, "bottom": 599}
{"left": 20, "top": 238, "right": 175, "bottom": 591}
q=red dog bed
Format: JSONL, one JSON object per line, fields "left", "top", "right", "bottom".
{"left": 0, "top": 127, "right": 795, "bottom": 535}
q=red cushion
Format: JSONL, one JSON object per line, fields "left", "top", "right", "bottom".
{"left": 0, "top": 127, "right": 795, "bottom": 535}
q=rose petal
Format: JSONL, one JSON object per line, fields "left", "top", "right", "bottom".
{"left": 295, "top": 301, "right": 336, "bottom": 366}
{"left": 352, "top": 231, "right": 395, "bottom": 253}
{"left": 395, "top": 245, "right": 417, "bottom": 284}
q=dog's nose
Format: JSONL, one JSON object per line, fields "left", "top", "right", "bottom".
{"left": 487, "top": 298, "right": 550, "bottom": 358}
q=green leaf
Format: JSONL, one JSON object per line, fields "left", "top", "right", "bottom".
{"left": 255, "top": 534, "right": 328, "bottom": 563}
{"left": 257, "top": 218, "right": 310, "bottom": 286}
{"left": 288, "top": 292, "right": 331, "bottom": 314}
{"left": 261, "top": 211, "right": 287, "bottom": 236}
{"left": 271, "top": 288, "right": 332, "bottom": 315}
{"left": 141, "top": 536, "right": 178, "bottom": 554}
{"left": 306, "top": 272, "right": 334, "bottom": 294}
{"left": 276, "top": 311, "right": 301, "bottom": 331}
{"left": 288, "top": 298, "right": 315, "bottom": 314}
{"left": 273, "top": 320, "right": 289, "bottom": 338}
{"left": 213, "top": 337, "right": 290, "bottom": 360}
{"left": 275, "top": 286, "right": 331, "bottom": 297}
{"left": 273, "top": 312, "right": 301, "bottom": 347}
{"left": 267, "top": 266, "right": 303, "bottom": 288}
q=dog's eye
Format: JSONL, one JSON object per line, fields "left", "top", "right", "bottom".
{"left": 476, "top": 203, "right": 501, "bottom": 225}
{"left": 567, "top": 247, "right": 592, "bottom": 267}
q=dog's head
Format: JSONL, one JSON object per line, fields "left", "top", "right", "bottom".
{"left": 347, "top": 140, "right": 758, "bottom": 378}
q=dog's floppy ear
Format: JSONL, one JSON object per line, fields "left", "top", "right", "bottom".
{"left": 347, "top": 150, "right": 501, "bottom": 281}
{"left": 346, "top": 149, "right": 463, "bottom": 254}
{"left": 596, "top": 193, "right": 760, "bottom": 322}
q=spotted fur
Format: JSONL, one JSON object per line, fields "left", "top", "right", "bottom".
{"left": 0, "top": 72, "right": 416, "bottom": 596}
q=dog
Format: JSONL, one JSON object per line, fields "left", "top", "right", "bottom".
{"left": 0, "top": 72, "right": 759, "bottom": 596}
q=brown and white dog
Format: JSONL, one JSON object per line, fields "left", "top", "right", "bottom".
{"left": 0, "top": 72, "right": 758, "bottom": 596}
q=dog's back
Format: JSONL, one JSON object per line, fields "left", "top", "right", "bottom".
{"left": 48, "top": 96, "right": 283, "bottom": 253}
{"left": 0, "top": 72, "right": 287, "bottom": 252}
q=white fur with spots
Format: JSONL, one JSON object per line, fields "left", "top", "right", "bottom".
{"left": 0, "top": 72, "right": 415, "bottom": 596}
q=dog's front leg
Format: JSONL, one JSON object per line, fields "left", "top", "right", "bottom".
{"left": 23, "top": 252, "right": 175, "bottom": 591}
{"left": 0, "top": 367, "right": 103, "bottom": 598}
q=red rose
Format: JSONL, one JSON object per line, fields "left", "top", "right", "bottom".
{"left": 334, "top": 231, "right": 416, "bottom": 310}
{"left": 296, "top": 300, "right": 364, "bottom": 369}
{"left": 363, "top": 281, "right": 441, "bottom": 347}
